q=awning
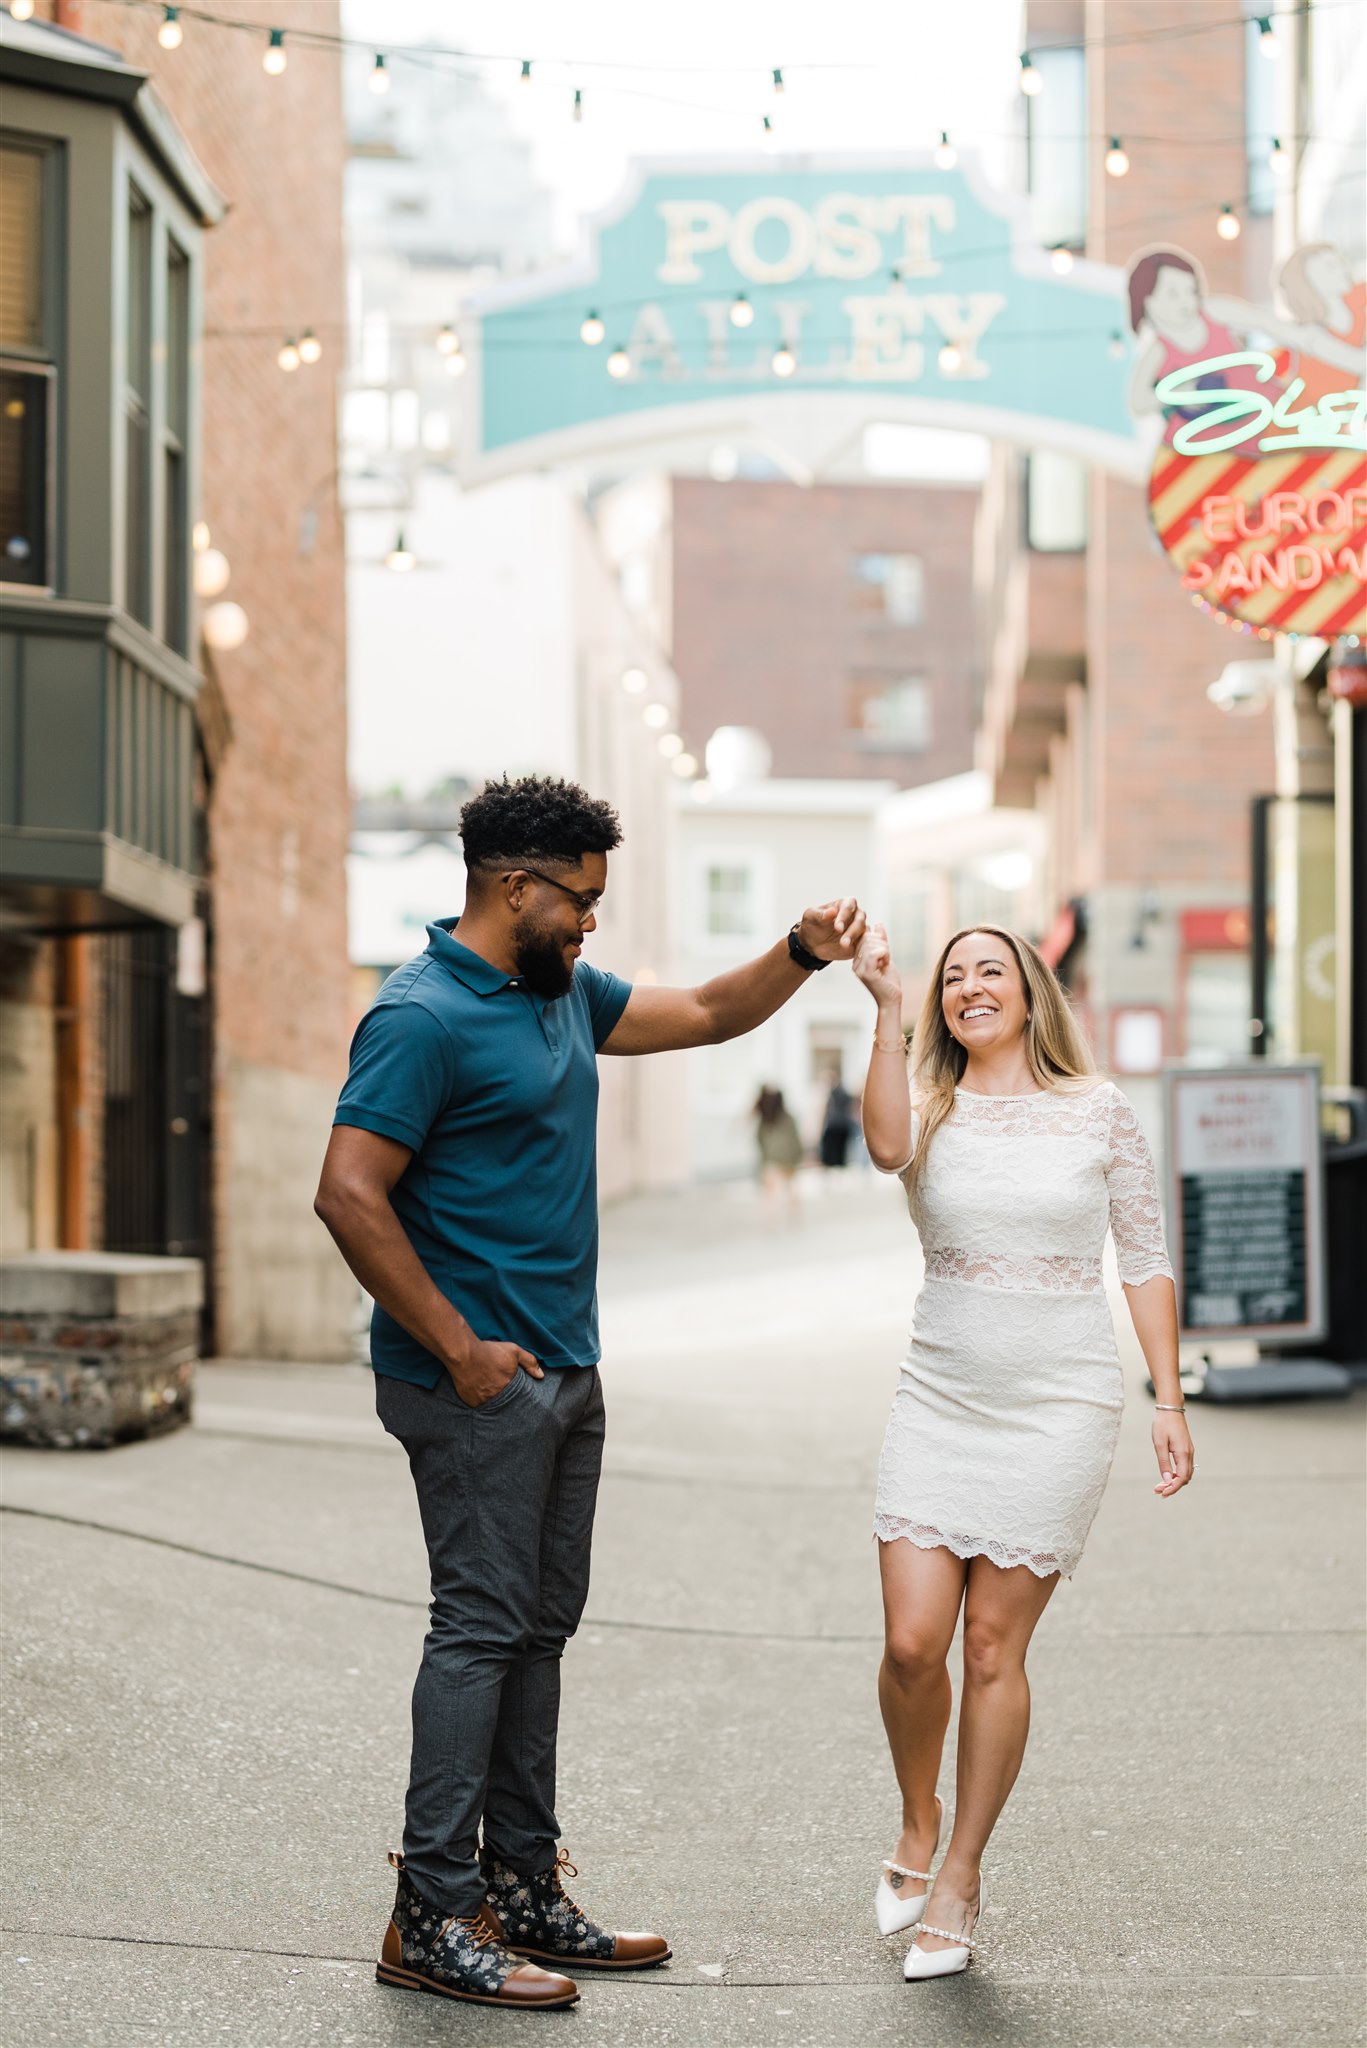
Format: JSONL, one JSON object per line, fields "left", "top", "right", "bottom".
{"left": 1038, "top": 903, "right": 1077, "bottom": 968}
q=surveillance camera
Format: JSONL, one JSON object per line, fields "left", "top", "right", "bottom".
{"left": 1206, "top": 660, "right": 1276, "bottom": 715}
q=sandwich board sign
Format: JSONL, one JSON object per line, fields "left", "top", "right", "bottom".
{"left": 1162, "top": 1062, "right": 1326, "bottom": 1345}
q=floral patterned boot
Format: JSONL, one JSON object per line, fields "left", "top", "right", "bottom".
{"left": 376, "top": 1851, "right": 579, "bottom": 2007}
{"left": 482, "top": 1847, "right": 672, "bottom": 1971}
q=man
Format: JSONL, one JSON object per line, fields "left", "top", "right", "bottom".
{"left": 315, "top": 774, "right": 865, "bottom": 2012}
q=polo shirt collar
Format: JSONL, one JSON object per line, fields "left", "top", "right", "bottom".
{"left": 425, "top": 919, "right": 517, "bottom": 995}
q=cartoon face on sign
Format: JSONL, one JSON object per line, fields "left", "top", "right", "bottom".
{"left": 1128, "top": 241, "right": 1366, "bottom": 640}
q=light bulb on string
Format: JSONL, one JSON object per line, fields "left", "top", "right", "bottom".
{"left": 572, "top": 88, "right": 583, "bottom": 123}
{"left": 771, "top": 344, "right": 797, "bottom": 378}
{"left": 202, "top": 601, "right": 249, "bottom": 651}
{"left": 762, "top": 113, "right": 777, "bottom": 151}
{"left": 1108, "top": 331, "right": 1126, "bottom": 361}
{"left": 1257, "top": 15, "right": 1277, "bottom": 55}
{"left": 579, "top": 311, "right": 605, "bottom": 346}
{"left": 934, "top": 130, "right": 957, "bottom": 170}
{"left": 1104, "top": 137, "right": 1129, "bottom": 178}
{"left": 1269, "top": 135, "right": 1289, "bottom": 173}
{"left": 1019, "top": 52, "right": 1042, "bottom": 96}
{"left": 158, "top": 7, "right": 183, "bottom": 50}
{"left": 607, "top": 345, "right": 631, "bottom": 380}
{"left": 1216, "top": 204, "right": 1242, "bottom": 241}
{"left": 938, "top": 341, "right": 963, "bottom": 376}
{"left": 369, "top": 53, "right": 390, "bottom": 94}
{"left": 642, "top": 702, "right": 671, "bottom": 730}
{"left": 298, "top": 329, "right": 322, "bottom": 364}
{"left": 772, "top": 66, "right": 785, "bottom": 95}
{"left": 192, "top": 521, "right": 211, "bottom": 553}
{"left": 621, "top": 668, "right": 648, "bottom": 695}
{"left": 9, "top": 0, "right": 35, "bottom": 19}
{"left": 1050, "top": 244, "right": 1074, "bottom": 275}
{"left": 445, "top": 349, "right": 466, "bottom": 378}
{"left": 385, "top": 532, "right": 416, "bottom": 574}
{"left": 671, "top": 752, "right": 699, "bottom": 779}
{"left": 729, "top": 293, "right": 754, "bottom": 329}
{"left": 277, "top": 337, "right": 301, "bottom": 372}
{"left": 263, "top": 29, "right": 287, "bottom": 75}
{"left": 657, "top": 733, "right": 685, "bottom": 760}
{"left": 194, "top": 548, "right": 230, "bottom": 598}
{"left": 436, "top": 323, "right": 459, "bottom": 357}
{"left": 519, "top": 59, "right": 532, "bottom": 84}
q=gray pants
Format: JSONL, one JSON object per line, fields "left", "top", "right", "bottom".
{"left": 376, "top": 1363, "right": 605, "bottom": 1916}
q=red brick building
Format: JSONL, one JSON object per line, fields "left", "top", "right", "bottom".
{"left": 668, "top": 477, "right": 979, "bottom": 789}
{"left": 0, "top": 2, "right": 353, "bottom": 1358}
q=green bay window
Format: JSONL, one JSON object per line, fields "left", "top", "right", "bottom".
{"left": 0, "top": 137, "right": 58, "bottom": 591}
{"left": 124, "top": 181, "right": 152, "bottom": 625}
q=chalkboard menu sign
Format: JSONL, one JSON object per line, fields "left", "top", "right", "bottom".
{"left": 1162, "top": 1064, "right": 1325, "bottom": 1344}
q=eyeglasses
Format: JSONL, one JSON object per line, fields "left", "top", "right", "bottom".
{"left": 504, "top": 867, "right": 603, "bottom": 927}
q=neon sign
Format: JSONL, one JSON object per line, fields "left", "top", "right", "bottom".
{"left": 1154, "top": 351, "right": 1366, "bottom": 457}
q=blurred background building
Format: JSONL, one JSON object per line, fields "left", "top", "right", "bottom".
{"left": 1, "top": 1, "right": 354, "bottom": 1359}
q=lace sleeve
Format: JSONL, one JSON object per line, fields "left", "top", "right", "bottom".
{"left": 1104, "top": 1088, "right": 1174, "bottom": 1286}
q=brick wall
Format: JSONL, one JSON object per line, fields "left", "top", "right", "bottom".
{"left": 669, "top": 477, "right": 979, "bottom": 788}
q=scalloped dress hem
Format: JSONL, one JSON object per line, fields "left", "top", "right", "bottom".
{"left": 872, "top": 1517, "right": 1075, "bottom": 1581}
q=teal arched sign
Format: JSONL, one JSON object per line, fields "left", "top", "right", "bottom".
{"left": 461, "top": 154, "right": 1144, "bottom": 483}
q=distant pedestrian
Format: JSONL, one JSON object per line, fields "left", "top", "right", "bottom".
{"left": 818, "top": 1069, "right": 857, "bottom": 1169}
{"left": 316, "top": 774, "right": 864, "bottom": 2012}
{"left": 753, "top": 1085, "right": 803, "bottom": 1218}
{"left": 852, "top": 921, "right": 1192, "bottom": 1981}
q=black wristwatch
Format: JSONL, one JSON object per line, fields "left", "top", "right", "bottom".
{"left": 787, "top": 922, "right": 828, "bottom": 972}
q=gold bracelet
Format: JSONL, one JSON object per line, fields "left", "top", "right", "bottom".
{"left": 872, "top": 1038, "right": 905, "bottom": 1052}
{"left": 1153, "top": 1402, "right": 1187, "bottom": 1412}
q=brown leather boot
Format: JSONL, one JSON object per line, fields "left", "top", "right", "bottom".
{"left": 483, "top": 1847, "right": 672, "bottom": 1971}
{"left": 376, "top": 1852, "right": 578, "bottom": 2008}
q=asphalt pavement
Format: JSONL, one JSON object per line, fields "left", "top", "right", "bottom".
{"left": 3, "top": 1170, "right": 1364, "bottom": 2047}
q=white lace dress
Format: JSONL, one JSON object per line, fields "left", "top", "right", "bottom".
{"left": 874, "top": 1082, "right": 1174, "bottom": 1579}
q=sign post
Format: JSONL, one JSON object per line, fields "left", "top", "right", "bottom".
{"left": 1161, "top": 1061, "right": 1347, "bottom": 1398}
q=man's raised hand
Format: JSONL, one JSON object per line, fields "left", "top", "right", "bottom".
{"left": 797, "top": 897, "right": 868, "bottom": 962}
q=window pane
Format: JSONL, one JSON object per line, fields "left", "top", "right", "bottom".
{"left": 163, "top": 444, "right": 186, "bottom": 650}
{"left": 853, "top": 675, "right": 932, "bottom": 749}
{"left": 705, "top": 864, "right": 755, "bottom": 937}
{"left": 0, "top": 144, "right": 44, "bottom": 352}
{"left": 0, "top": 365, "right": 49, "bottom": 585}
{"left": 1027, "top": 47, "right": 1088, "bottom": 249}
{"left": 851, "top": 552, "right": 924, "bottom": 624}
{"left": 125, "top": 186, "right": 152, "bottom": 623}
{"left": 1026, "top": 451, "right": 1088, "bottom": 552}
{"left": 127, "top": 187, "right": 152, "bottom": 404}
{"left": 166, "top": 240, "right": 189, "bottom": 440}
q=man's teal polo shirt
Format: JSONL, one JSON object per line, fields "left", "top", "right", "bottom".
{"left": 333, "top": 919, "right": 631, "bottom": 1387}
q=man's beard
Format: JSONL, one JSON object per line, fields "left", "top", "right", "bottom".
{"left": 513, "top": 915, "right": 576, "bottom": 999}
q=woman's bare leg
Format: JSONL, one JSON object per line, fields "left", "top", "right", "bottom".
{"left": 877, "top": 1540, "right": 966, "bottom": 1896}
{"left": 916, "top": 1555, "right": 1059, "bottom": 1949}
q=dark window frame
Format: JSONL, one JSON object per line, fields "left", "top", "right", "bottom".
{"left": 0, "top": 132, "right": 63, "bottom": 595}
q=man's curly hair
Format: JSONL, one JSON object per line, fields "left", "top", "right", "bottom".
{"left": 459, "top": 775, "right": 623, "bottom": 875}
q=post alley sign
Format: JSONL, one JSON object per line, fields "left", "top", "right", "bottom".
{"left": 1132, "top": 242, "right": 1366, "bottom": 641}
{"left": 460, "top": 157, "right": 1138, "bottom": 482}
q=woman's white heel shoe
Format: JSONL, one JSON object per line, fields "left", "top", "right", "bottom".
{"left": 902, "top": 1876, "right": 984, "bottom": 1981}
{"left": 874, "top": 1795, "right": 943, "bottom": 1936}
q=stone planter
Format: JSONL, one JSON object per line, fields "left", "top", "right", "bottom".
{"left": 0, "top": 1253, "right": 204, "bottom": 1448}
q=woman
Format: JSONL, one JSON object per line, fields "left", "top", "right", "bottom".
{"left": 853, "top": 922, "right": 1192, "bottom": 1982}
{"left": 752, "top": 1085, "right": 803, "bottom": 1218}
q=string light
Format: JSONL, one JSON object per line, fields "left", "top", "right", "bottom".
{"left": 938, "top": 341, "right": 963, "bottom": 375}
{"left": 9, "top": 0, "right": 35, "bottom": 18}
{"left": 385, "top": 532, "right": 416, "bottom": 573}
{"left": 298, "top": 328, "right": 322, "bottom": 364}
{"left": 263, "top": 28, "right": 287, "bottom": 75}
{"left": 369, "top": 53, "right": 390, "bottom": 94}
{"left": 579, "top": 310, "right": 605, "bottom": 345}
{"left": 657, "top": 732, "right": 685, "bottom": 759}
{"left": 642, "top": 702, "right": 671, "bottom": 729}
{"left": 1269, "top": 135, "right": 1288, "bottom": 172}
{"left": 1216, "top": 203, "right": 1242, "bottom": 240}
{"left": 762, "top": 113, "right": 777, "bottom": 148}
{"left": 192, "top": 521, "right": 211, "bottom": 553}
{"left": 1108, "top": 331, "right": 1126, "bottom": 360}
{"left": 1256, "top": 15, "right": 1277, "bottom": 55}
{"left": 621, "top": 667, "right": 648, "bottom": 694}
{"left": 1018, "top": 52, "right": 1042, "bottom": 96}
{"left": 445, "top": 348, "right": 466, "bottom": 377}
{"left": 194, "top": 547, "right": 230, "bottom": 597}
{"left": 1050, "top": 244, "right": 1075, "bottom": 275}
{"left": 729, "top": 292, "right": 754, "bottom": 329}
{"left": 934, "top": 130, "right": 958, "bottom": 170}
{"left": 607, "top": 344, "right": 631, "bottom": 379}
{"left": 771, "top": 343, "right": 797, "bottom": 377}
{"left": 572, "top": 87, "right": 583, "bottom": 122}
{"left": 1105, "top": 137, "right": 1130, "bottom": 177}
{"left": 671, "top": 752, "right": 699, "bottom": 778}
{"left": 436, "top": 323, "right": 459, "bottom": 356}
{"left": 772, "top": 66, "right": 785, "bottom": 95}
{"left": 519, "top": 59, "right": 532, "bottom": 83}
{"left": 202, "top": 601, "right": 250, "bottom": 650}
{"left": 277, "top": 337, "right": 301, "bottom": 371}
{"left": 158, "top": 7, "right": 183, "bottom": 50}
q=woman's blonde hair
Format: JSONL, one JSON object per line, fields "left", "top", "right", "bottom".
{"left": 903, "top": 925, "right": 1096, "bottom": 1198}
